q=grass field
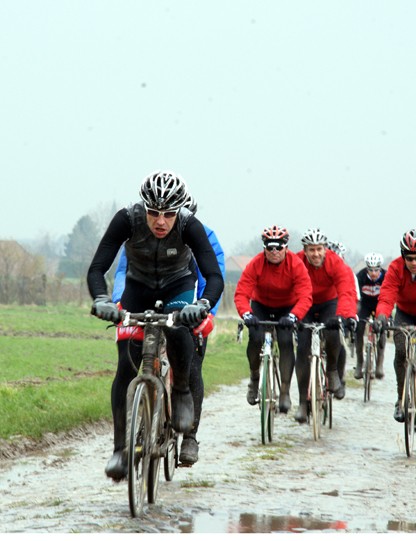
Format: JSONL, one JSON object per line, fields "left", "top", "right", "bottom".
{"left": 0, "top": 304, "right": 247, "bottom": 442}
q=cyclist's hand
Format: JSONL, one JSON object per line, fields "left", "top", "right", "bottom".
{"left": 345, "top": 317, "right": 358, "bottom": 332}
{"left": 242, "top": 312, "right": 259, "bottom": 328}
{"left": 325, "top": 316, "right": 343, "bottom": 330}
{"left": 91, "top": 295, "right": 120, "bottom": 322}
{"left": 179, "top": 299, "right": 210, "bottom": 328}
{"left": 193, "top": 313, "right": 214, "bottom": 338}
{"left": 373, "top": 314, "right": 387, "bottom": 333}
{"left": 278, "top": 313, "right": 297, "bottom": 329}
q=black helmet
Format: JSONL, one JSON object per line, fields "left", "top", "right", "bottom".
{"left": 140, "top": 170, "right": 188, "bottom": 211}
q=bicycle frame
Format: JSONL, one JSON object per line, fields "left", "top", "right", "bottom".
{"left": 363, "top": 315, "right": 378, "bottom": 402}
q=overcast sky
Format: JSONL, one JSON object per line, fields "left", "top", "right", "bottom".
{"left": 1, "top": 1, "right": 415, "bottom": 259}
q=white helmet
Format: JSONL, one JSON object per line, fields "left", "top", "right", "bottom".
{"left": 301, "top": 228, "right": 328, "bottom": 246}
{"left": 365, "top": 252, "right": 384, "bottom": 269}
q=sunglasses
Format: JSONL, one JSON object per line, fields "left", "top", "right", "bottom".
{"left": 145, "top": 206, "right": 179, "bottom": 219}
{"left": 405, "top": 255, "right": 416, "bottom": 262}
{"left": 264, "top": 244, "right": 285, "bottom": 252}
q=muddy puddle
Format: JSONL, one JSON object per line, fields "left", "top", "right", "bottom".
{"left": 2, "top": 342, "right": 416, "bottom": 534}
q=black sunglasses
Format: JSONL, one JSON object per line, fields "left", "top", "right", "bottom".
{"left": 405, "top": 255, "right": 416, "bottom": 262}
{"left": 264, "top": 244, "right": 285, "bottom": 252}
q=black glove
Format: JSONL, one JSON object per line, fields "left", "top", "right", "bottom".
{"left": 179, "top": 299, "right": 211, "bottom": 328}
{"left": 242, "top": 312, "right": 259, "bottom": 328}
{"left": 278, "top": 313, "right": 298, "bottom": 329}
{"left": 373, "top": 314, "right": 387, "bottom": 333}
{"left": 325, "top": 316, "right": 343, "bottom": 330}
{"left": 91, "top": 294, "right": 120, "bottom": 322}
{"left": 345, "top": 317, "right": 358, "bottom": 332}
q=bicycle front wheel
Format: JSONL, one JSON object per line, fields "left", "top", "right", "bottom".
{"left": 128, "top": 383, "right": 151, "bottom": 518}
{"left": 311, "top": 355, "right": 322, "bottom": 440}
{"left": 259, "top": 355, "right": 272, "bottom": 444}
{"left": 363, "top": 343, "right": 374, "bottom": 403}
{"left": 404, "top": 363, "right": 416, "bottom": 458}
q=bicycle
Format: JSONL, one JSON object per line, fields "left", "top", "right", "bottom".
{"left": 255, "top": 321, "right": 285, "bottom": 444}
{"left": 362, "top": 314, "right": 378, "bottom": 403}
{"left": 120, "top": 303, "right": 179, "bottom": 517}
{"left": 298, "top": 322, "right": 332, "bottom": 441}
{"left": 385, "top": 324, "right": 416, "bottom": 458}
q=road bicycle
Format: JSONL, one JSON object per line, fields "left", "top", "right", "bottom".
{"left": 385, "top": 324, "right": 416, "bottom": 458}
{"left": 299, "top": 322, "right": 332, "bottom": 441}
{"left": 120, "top": 303, "right": 179, "bottom": 517}
{"left": 256, "top": 321, "right": 284, "bottom": 444}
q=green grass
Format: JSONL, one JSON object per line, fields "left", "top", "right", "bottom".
{"left": 0, "top": 304, "right": 247, "bottom": 442}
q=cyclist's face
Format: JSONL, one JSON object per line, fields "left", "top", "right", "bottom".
{"left": 404, "top": 254, "right": 416, "bottom": 274}
{"left": 304, "top": 245, "right": 326, "bottom": 267}
{"left": 264, "top": 246, "right": 287, "bottom": 264}
{"left": 367, "top": 267, "right": 381, "bottom": 280}
{"left": 146, "top": 212, "right": 177, "bottom": 238}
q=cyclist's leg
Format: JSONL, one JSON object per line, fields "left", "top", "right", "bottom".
{"left": 106, "top": 338, "right": 142, "bottom": 480}
{"left": 277, "top": 326, "right": 295, "bottom": 413}
{"left": 376, "top": 328, "right": 386, "bottom": 379}
{"left": 322, "top": 300, "right": 344, "bottom": 399}
{"left": 295, "top": 319, "right": 312, "bottom": 423}
{"left": 180, "top": 335, "right": 206, "bottom": 465}
{"left": 392, "top": 309, "right": 415, "bottom": 422}
{"left": 355, "top": 318, "right": 366, "bottom": 379}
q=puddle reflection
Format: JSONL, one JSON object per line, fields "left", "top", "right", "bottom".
{"left": 178, "top": 511, "right": 416, "bottom": 533}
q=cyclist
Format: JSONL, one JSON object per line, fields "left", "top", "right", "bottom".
{"left": 111, "top": 193, "right": 226, "bottom": 466}
{"left": 234, "top": 225, "right": 313, "bottom": 414}
{"left": 374, "top": 229, "right": 416, "bottom": 422}
{"left": 295, "top": 228, "right": 358, "bottom": 423}
{"left": 354, "top": 252, "right": 386, "bottom": 379}
{"left": 87, "top": 171, "right": 224, "bottom": 480}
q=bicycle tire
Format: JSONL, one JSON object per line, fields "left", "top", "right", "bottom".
{"left": 260, "top": 355, "right": 271, "bottom": 444}
{"left": 164, "top": 433, "right": 178, "bottom": 481}
{"left": 364, "top": 343, "right": 373, "bottom": 403}
{"left": 128, "top": 383, "right": 151, "bottom": 518}
{"left": 404, "top": 363, "right": 416, "bottom": 458}
{"left": 311, "top": 355, "right": 322, "bottom": 440}
{"left": 267, "top": 356, "right": 279, "bottom": 442}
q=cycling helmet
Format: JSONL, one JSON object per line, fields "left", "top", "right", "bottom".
{"left": 365, "top": 252, "right": 384, "bottom": 269}
{"left": 183, "top": 193, "right": 197, "bottom": 214}
{"left": 328, "top": 240, "right": 346, "bottom": 256}
{"left": 400, "top": 229, "right": 416, "bottom": 255}
{"left": 140, "top": 170, "right": 188, "bottom": 211}
{"left": 301, "top": 228, "right": 328, "bottom": 246}
{"left": 261, "top": 225, "right": 289, "bottom": 247}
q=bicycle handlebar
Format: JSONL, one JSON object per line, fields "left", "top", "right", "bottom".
{"left": 119, "top": 309, "right": 180, "bottom": 328}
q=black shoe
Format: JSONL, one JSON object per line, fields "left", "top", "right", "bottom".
{"left": 246, "top": 378, "right": 259, "bottom": 405}
{"left": 334, "top": 382, "right": 346, "bottom": 400}
{"left": 179, "top": 435, "right": 199, "bottom": 465}
{"left": 171, "top": 389, "right": 194, "bottom": 433}
{"left": 105, "top": 450, "right": 127, "bottom": 481}
{"left": 279, "top": 392, "right": 292, "bottom": 413}
{"left": 375, "top": 364, "right": 385, "bottom": 379}
{"left": 394, "top": 401, "right": 405, "bottom": 423}
{"left": 294, "top": 403, "right": 308, "bottom": 423}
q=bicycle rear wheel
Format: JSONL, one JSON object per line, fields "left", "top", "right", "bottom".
{"left": 128, "top": 383, "right": 151, "bottom": 518}
{"left": 404, "top": 363, "right": 416, "bottom": 458}
{"left": 311, "top": 355, "right": 322, "bottom": 440}
{"left": 164, "top": 432, "right": 178, "bottom": 481}
{"left": 259, "top": 355, "right": 272, "bottom": 444}
{"left": 363, "top": 343, "right": 373, "bottom": 402}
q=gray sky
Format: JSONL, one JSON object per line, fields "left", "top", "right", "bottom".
{"left": 1, "top": 1, "right": 415, "bottom": 259}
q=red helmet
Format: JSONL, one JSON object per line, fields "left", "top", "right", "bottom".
{"left": 261, "top": 225, "right": 289, "bottom": 247}
{"left": 400, "top": 229, "right": 416, "bottom": 254}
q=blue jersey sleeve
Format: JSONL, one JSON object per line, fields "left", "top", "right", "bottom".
{"left": 112, "top": 246, "right": 127, "bottom": 303}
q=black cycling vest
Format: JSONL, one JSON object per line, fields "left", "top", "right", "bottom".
{"left": 124, "top": 202, "right": 194, "bottom": 289}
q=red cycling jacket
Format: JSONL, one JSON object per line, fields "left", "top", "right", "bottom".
{"left": 296, "top": 249, "right": 357, "bottom": 318}
{"left": 234, "top": 250, "right": 313, "bottom": 320}
{"left": 376, "top": 256, "right": 416, "bottom": 317}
